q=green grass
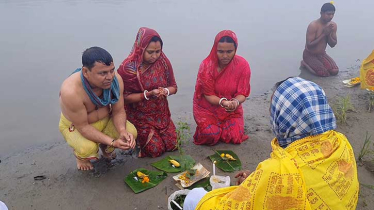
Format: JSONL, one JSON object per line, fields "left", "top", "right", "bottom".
{"left": 360, "top": 183, "right": 374, "bottom": 190}
{"left": 333, "top": 95, "right": 355, "bottom": 124}
{"left": 176, "top": 121, "right": 191, "bottom": 155}
{"left": 175, "top": 121, "right": 191, "bottom": 170}
{"left": 358, "top": 132, "right": 373, "bottom": 162}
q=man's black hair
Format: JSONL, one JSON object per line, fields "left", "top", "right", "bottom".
{"left": 321, "top": 3, "right": 335, "bottom": 13}
{"left": 219, "top": 36, "right": 237, "bottom": 49}
{"left": 82, "top": 46, "right": 113, "bottom": 70}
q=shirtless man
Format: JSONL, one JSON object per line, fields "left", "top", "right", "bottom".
{"left": 301, "top": 2, "right": 338, "bottom": 77}
{"left": 59, "top": 47, "right": 137, "bottom": 170}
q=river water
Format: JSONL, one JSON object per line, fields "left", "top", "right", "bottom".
{"left": 0, "top": 0, "right": 373, "bottom": 158}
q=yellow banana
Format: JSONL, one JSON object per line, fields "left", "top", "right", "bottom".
{"left": 220, "top": 153, "right": 225, "bottom": 158}
{"left": 225, "top": 154, "right": 236, "bottom": 161}
{"left": 169, "top": 159, "right": 181, "bottom": 167}
{"left": 136, "top": 171, "right": 148, "bottom": 178}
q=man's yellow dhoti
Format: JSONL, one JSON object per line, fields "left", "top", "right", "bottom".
{"left": 59, "top": 114, "right": 137, "bottom": 159}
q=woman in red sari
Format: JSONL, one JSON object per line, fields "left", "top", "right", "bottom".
{"left": 117, "top": 27, "right": 177, "bottom": 157}
{"left": 193, "top": 30, "right": 251, "bottom": 145}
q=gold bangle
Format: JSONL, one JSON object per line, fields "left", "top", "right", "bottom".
{"left": 110, "top": 139, "right": 116, "bottom": 147}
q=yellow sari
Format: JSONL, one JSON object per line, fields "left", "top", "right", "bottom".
{"left": 196, "top": 130, "right": 359, "bottom": 210}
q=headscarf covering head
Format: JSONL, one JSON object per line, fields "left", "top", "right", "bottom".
{"left": 122, "top": 27, "right": 163, "bottom": 69}
{"left": 117, "top": 27, "right": 174, "bottom": 94}
{"left": 195, "top": 30, "right": 239, "bottom": 100}
{"left": 270, "top": 77, "right": 336, "bottom": 148}
{"left": 206, "top": 30, "right": 238, "bottom": 66}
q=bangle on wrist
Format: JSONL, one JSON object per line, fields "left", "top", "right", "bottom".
{"left": 110, "top": 139, "right": 116, "bottom": 147}
{"left": 105, "top": 139, "right": 116, "bottom": 154}
{"left": 144, "top": 90, "right": 150, "bottom": 100}
{"left": 164, "top": 88, "right": 170, "bottom": 96}
{"left": 219, "top": 97, "right": 228, "bottom": 107}
{"left": 231, "top": 98, "right": 240, "bottom": 106}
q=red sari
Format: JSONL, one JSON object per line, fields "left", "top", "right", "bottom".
{"left": 117, "top": 27, "right": 177, "bottom": 157}
{"left": 193, "top": 30, "right": 251, "bottom": 145}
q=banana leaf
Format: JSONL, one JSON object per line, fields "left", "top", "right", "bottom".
{"left": 187, "top": 177, "right": 212, "bottom": 191}
{"left": 125, "top": 168, "right": 167, "bottom": 194}
{"left": 151, "top": 155, "right": 195, "bottom": 173}
{"left": 208, "top": 150, "right": 241, "bottom": 172}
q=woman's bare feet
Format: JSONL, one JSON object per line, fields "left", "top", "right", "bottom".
{"left": 76, "top": 158, "right": 94, "bottom": 170}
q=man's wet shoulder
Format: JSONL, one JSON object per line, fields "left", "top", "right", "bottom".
{"left": 60, "top": 75, "right": 83, "bottom": 98}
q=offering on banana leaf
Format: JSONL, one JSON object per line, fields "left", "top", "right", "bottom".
{"left": 136, "top": 171, "right": 150, "bottom": 183}
{"left": 220, "top": 153, "right": 237, "bottom": 161}
{"left": 151, "top": 155, "right": 195, "bottom": 173}
{"left": 209, "top": 150, "right": 242, "bottom": 172}
{"left": 125, "top": 168, "right": 167, "bottom": 194}
{"left": 173, "top": 163, "right": 210, "bottom": 188}
{"left": 169, "top": 159, "right": 180, "bottom": 168}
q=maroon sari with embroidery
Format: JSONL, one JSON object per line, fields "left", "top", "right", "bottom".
{"left": 193, "top": 30, "right": 251, "bottom": 145}
{"left": 117, "top": 27, "right": 177, "bottom": 157}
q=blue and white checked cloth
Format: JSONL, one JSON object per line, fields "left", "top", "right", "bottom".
{"left": 270, "top": 77, "right": 336, "bottom": 148}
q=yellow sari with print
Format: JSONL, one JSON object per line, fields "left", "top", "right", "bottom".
{"left": 196, "top": 130, "right": 359, "bottom": 210}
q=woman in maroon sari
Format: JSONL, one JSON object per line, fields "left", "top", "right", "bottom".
{"left": 193, "top": 30, "right": 251, "bottom": 145}
{"left": 117, "top": 27, "right": 177, "bottom": 157}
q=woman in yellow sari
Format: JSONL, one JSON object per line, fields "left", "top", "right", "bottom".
{"left": 187, "top": 77, "right": 359, "bottom": 210}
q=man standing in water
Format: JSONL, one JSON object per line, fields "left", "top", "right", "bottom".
{"left": 59, "top": 47, "right": 137, "bottom": 170}
{"left": 301, "top": 2, "right": 338, "bottom": 77}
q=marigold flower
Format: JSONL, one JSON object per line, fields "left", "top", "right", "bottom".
{"left": 142, "top": 176, "right": 150, "bottom": 183}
